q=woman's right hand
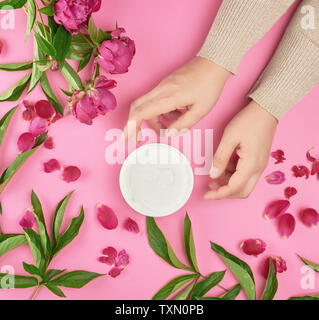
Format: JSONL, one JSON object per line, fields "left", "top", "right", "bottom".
{"left": 123, "top": 56, "right": 230, "bottom": 140}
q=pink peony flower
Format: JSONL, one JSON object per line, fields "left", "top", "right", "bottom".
{"left": 53, "top": 0, "right": 101, "bottom": 34}
{"left": 19, "top": 209, "right": 35, "bottom": 229}
{"left": 71, "top": 76, "right": 117, "bottom": 125}
{"left": 97, "top": 28, "right": 135, "bottom": 74}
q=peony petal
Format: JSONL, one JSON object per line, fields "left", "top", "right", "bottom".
{"left": 292, "top": 165, "right": 310, "bottom": 179}
{"left": 0, "top": 40, "right": 3, "bottom": 54}
{"left": 271, "top": 149, "right": 286, "bottom": 164}
{"left": 265, "top": 171, "right": 285, "bottom": 185}
{"left": 61, "top": 166, "right": 81, "bottom": 182}
{"left": 44, "top": 136, "right": 54, "bottom": 149}
{"left": 284, "top": 187, "right": 297, "bottom": 200}
{"left": 115, "top": 249, "right": 129, "bottom": 267}
{"left": 262, "top": 256, "right": 287, "bottom": 279}
{"left": 306, "top": 148, "right": 317, "bottom": 162}
{"left": 108, "top": 267, "right": 123, "bottom": 278}
{"left": 300, "top": 208, "right": 319, "bottom": 228}
{"left": 123, "top": 218, "right": 140, "bottom": 235}
{"left": 43, "top": 159, "right": 61, "bottom": 173}
{"left": 35, "top": 100, "right": 55, "bottom": 120}
{"left": 240, "top": 239, "right": 266, "bottom": 257}
{"left": 311, "top": 161, "right": 319, "bottom": 176}
{"left": 22, "top": 100, "right": 36, "bottom": 121}
{"left": 19, "top": 209, "right": 35, "bottom": 229}
{"left": 17, "top": 132, "right": 35, "bottom": 152}
{"left": 98, "top": 256, "right": 116, "bottom": 265}
{"left": 102, "top": 246, "right": 118, "bottom": 258}
{"left": 29, "top": 117, "right": 48, "bottom": 137}
{"left": 278, "top": 213, "right": 296, "bottom": 239}
{"left": 97, "top": 204, "right": 118, "bottom": 230}
{"left": 264, "top": 200, "right": 290, "bottom": 219}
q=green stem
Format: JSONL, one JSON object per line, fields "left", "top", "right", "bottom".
{"left": 33, "top": 0, "right": 49, "bottom": 41}
{"left": 29, "top": 282, "right": 40, "bottom": 300}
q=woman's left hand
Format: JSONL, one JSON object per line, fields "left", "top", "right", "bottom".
{"left": 204, "top": 101, "right": 278, "bottom": 200}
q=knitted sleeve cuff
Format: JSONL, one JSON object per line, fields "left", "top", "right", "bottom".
{"left": 249, "top": 27, "right": 319, "bottom": 120}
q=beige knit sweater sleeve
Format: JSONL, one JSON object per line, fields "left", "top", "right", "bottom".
{"left": 198, "top": 0, "right": 319, "bottom": 120}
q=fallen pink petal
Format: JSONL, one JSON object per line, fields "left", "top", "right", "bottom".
{"left": 29, "top": 117, "right": 48, "bottom": 137}
{"left": 34, "top": 100, "right": 55, "bottom": 120}
{"left": 19, "top": 209, "right": 35, "bottom": 229}
{"left": 97, "top": 204, "right": 118, "bottom": 230}
{"left": 108, "top": 267, "right": 123, "bottom": 278}
{"left": 265, "top": 171, "right": 285, "bottom": 185}
{"left": 44, "top": 136, "right": 54, "bottom": 149}
{"left": 22, "top": 100, "right": 36, "bottom": 121}
{"left": 278, "top": 213, "right": 296, "bottom": 239}
{"left": 292, "top": 165, "right": 310, "bottom": 179}
{"left": 61, "top": 166, "right": 81, "bottom": 183}
{"left": 17, "top": 132, "right": 35, "bottom": 152}
{"left": 300, "top": 208, "right": 319, "bottom": 228}
{"left": 115, "top": 250, "right": 129, "bottom": 267}
{"left": 311, "top": 161, "right": 319, "bottom": 176}
{"left": 264, "top": 200, "right": 290, "bottom": 219}
{"left": 43, "top": 159, "right": 61, "bottom": 173}
{"left": 123, "top": 218, "right": 140, "bottom": 235}
{"left": 240, "top": 239, "right": 266, "bottom": 257}
{"left": 262, "top": 256, "right": 287, "bottom": 279}
{"left": 306, "top": 148, "right": 317, "bottom": 162}
{"left": 284, "top": 187, "right": 297, "bottom": 200}
{"left": 271, "top": 149, "right": 286, "bottom": 164}
{"left": 102, "top": 246, "right": 118, "bottom": 258}
{"left": 0, "top": 40, "right": 3, "bottom": 55}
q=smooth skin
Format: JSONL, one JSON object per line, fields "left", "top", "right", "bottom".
{"left": 124, "top": 56, "right": 278, "bottom": 200}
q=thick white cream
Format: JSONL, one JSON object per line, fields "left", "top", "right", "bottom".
{"left": 120, "top": 144, "right": 194, "bottom": 217}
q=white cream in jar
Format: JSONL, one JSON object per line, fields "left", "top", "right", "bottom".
{"left": 119, "top": 143, "right": 194, "bottom": 217}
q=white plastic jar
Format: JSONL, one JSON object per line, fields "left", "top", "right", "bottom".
{"left": 120, "top": 143, "right": 194, "bottom": 217}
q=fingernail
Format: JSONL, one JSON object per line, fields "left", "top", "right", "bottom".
{"left": 209, "top": 166, "right": 219, "bottom": 179}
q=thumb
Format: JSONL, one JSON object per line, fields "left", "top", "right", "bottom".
{"left": 210, "top": 133, "right": 237, "bottom": 179}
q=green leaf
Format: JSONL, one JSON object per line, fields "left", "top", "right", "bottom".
{"left": 0, "top": 62, "right": 33, "bottom": 71}
{"left": 183, "top": 213, "right": 199, "bottom": 273}
{"left": 288, "top": 294, "right": 319, "bottom": 300}
{"left": 87, "top": 17, "right": 98, "bottom": 45}
{"left": 173, "top": 280, "right": 197, "bottom": 300}
{"left": 48, "top": 16, "right": 59, "bottom": 38}
{"left": 39, "top": 3, "right": 54, "bottom": 16}
{"left": 190, "top": 271, "right": 226, "bottom": 299}
{"left": 43, "top": 269, "right": 66, "bottom": 283}
{"left": 50, "top": 270, "right": 103, "bottom": 288}
{"left": 53, "top": 206, "right": 84, "bottom": 255}
{"left": 0, "top": 0, "right": 26, "bottom": 9}
{"left": 25, "top": 0, "right": 36, "bottom": 40}
{"left": 77, "top": 52, "right": 92, "bottom": 72}
{"left": 0, "top": 273, "right": 38, "bottom": 288}
{"left": 53, "top": 26, "right": 72, "bottom": 68}
{"left": 210, "top": 242, "right": 256, "bottom": 300}
{"left": 23, "top": 228, "right": 44, "bottom": 269}
{"left": 70, "top": 34, "right": 92, "bottom": 54}
{"left": 152, "top": 274, "right": 199, "bottom": 300}
{"left": 298, "top": 255, "right": 319, "bottom": 273}
{"left": 22, "top": 262, "right": 42, "bottom": 277}
{"left": 40, "top": 73, "right": 64, "bottom": 115}
{"left": 0, "top": 106, "right": 17, "bottom": 147}
{"left": 97, "top": 29, "right": 112, "bottom": 44}
{"left": 146, "top": 217, "right": 191, "bottom": 271}
{"left": 34, "top": 32, "right": 57, "bottom": 58}
{"left": 61, "top": 61, "right": 83, "bottom": 90}
{"left": 0, "top": 73, "right": 31, "bottom": 102}
{"left": 0, "top": 133, "right": 47, "bottom": 194}
{"left": 261, "top": 259, "right": 278, "bottom": 300}
{"left": 31, "top": 190, "right": 51, "bottom": 258}
{"left": 45, "top": 283, "right": 66, "bottom": 297}
{"left": 194, "top": 296, "right": 223, "bottom": 300}
{"left": 29, "top": 33, "right": 45, "bottom": 93}
{"left": 0, "top": 234, "right": 27, "bottom": 257}
{"left": 51, "top": 191, "right": 74, "bottom": 247}
{"left": 220, "top": 284, "right": 241, "bottom": 300}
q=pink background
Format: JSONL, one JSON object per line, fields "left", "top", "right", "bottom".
{"left": 1, "top": 0, "right": 319, "bottom": 300}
